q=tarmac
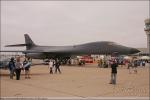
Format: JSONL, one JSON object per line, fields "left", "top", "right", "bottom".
{"left": 0, "top": 63, "right": 150, "bottom": 100}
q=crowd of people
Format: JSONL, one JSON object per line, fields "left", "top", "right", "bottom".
{"left": 98, "top": 57, "right": 148, "bottom": 68}
{"left": 48, "top": 59, "right": 61, "bottom": 74}
{"left": 7, "top": 55, "right": 148, "bottom": 86}
{"left": 8, "top": 56, "right": 31, "bottom": 80}
{"left": 7, "top": 56, "right": 62, "bottom": 80}
{"left": 97, "top": 56, "right": 149, "bottom": 85}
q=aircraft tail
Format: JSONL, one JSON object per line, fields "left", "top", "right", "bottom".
{"left": 24, "top": 34, "right": 36, "bottom": 50}
{"left": 5, "top": 34, "right": 36, "bottom": 50}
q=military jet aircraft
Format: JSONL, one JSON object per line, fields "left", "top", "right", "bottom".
{"left": 1, "top": 34, "right": 140, "bottom": 60}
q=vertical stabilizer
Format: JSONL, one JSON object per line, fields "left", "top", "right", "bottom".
{"left": 24, "top": 34, "right": 36, "bottom": 50}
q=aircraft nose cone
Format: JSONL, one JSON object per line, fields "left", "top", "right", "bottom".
{"left": 130, "top": 48, "right": 140, "bottom": 54}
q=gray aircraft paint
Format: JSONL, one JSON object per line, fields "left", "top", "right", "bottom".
{"left": 2, "top": 34, "right": 140, "bottom": 59}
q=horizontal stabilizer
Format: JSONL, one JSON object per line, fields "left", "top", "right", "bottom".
{"left": 0, "top": 50, "right": 44, "bottom": 53}
{"left": 5, "top": 44, "right": 27, "bottom": 47}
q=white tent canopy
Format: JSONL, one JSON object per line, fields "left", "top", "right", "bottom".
{"left": 124, "top": 56, "right": 132, "bottom": 60}
{"left": 140, "top": 56, "right": 150, "bottom": 60}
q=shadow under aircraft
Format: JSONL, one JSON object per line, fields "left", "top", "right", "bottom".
{"left": 1, "top": 34, "right": 140, "bottom": 60}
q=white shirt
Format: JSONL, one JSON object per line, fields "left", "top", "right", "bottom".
{"left": 49, "top": 61, "right": 53, "bottom": 68}
{"left": 15, "top": 62, "right": 22, "bottom": 69}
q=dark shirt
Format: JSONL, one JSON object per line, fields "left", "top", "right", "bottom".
{"left": 111, "top": 63, "right": 118, "bottom": 73}
{"left": 15, "top": 62, "right": 22, "bottom": 69}
{"left": 8, "top": 61, "right": 15, "bottom": 70}
{"left": 55, "top": 61, "right": 60, "bottom": 67}
{"left": 23, "top": 60, "right": 28, "bottom": 66}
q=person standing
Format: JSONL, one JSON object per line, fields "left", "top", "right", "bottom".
{"left": 98, "top": 59, "right": 103, "bottom": 68}
{"left": 133, "top": 60, "right": 138, "bottom": 74}
{"left": 23, "top": 58, "right": 27, "bottom": 78}
{"left": 142, "top": 60, "right": 146, "bottom": 67}
{"left": 23, "top": 57, "right": 31, "bottom": 79}
{"left": 48, "top": 59, "right": 54, "bottom": 74}
{"left": 8, "top": 57, "right": 15, "bottom": 79}
{"left": 110, "top": 60, "right": 118, "bottom": 85}
{"left": 23, "top": 58, "right": 30, "bottom": 79}
{"left": 15, "top": 56, "right": 22, "bottom": 80}
{"left": 128, "top": 61, "right": 132, "bottom": 74}
{"left": 55, "top": 59, "right": 61, "bottom": 74}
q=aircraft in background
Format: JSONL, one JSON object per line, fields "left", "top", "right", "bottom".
{"left": 1, "top": 34, "right": 140, "bottom": 60}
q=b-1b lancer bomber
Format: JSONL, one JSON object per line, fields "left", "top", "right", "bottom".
{"left": 2, "top": 34, "right": 140, "bottom": 59}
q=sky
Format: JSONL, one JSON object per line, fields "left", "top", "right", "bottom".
{"left": 1, "top": 1, "right": 149, "bottom": 50}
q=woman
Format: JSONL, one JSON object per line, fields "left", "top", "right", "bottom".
{"left": 23, "top": 57, "right": 31, "bottom": 79}
{"left": 15, "top": 56, "right": 22, "bottom": 80}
